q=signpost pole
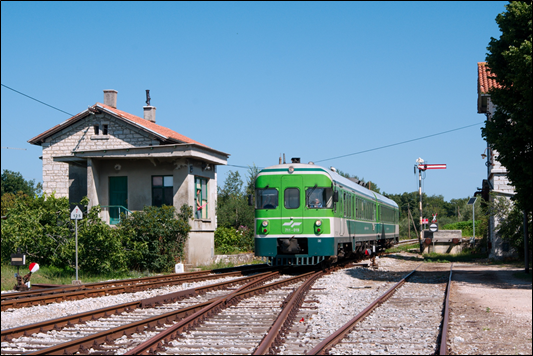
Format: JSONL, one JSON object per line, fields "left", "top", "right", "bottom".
{"left": 70, "top": 205, "right": 82, "bottom": 282}
{"left": 419, "top": 166, "right": 423, "bottom": 245}
{"left": 75, "top": 218, "right": 78, "bottom": 281}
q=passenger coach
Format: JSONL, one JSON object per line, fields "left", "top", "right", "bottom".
{"left": 253, "top": 160, "right": 399, "bottom": 266}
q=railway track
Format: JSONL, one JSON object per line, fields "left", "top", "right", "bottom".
{"left": 1, "top": 271, "right": 280, "bottom": 354}
{"left": 306, "top": 263, "right": 453, "bottom": 355}
{"left": 2, "top": 258, "right": 455, "bottom": 355}
{"left": 1, "top": 265, "right": 274, "bottom": 311}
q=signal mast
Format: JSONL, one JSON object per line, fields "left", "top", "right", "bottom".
{"left": 415, "top": 158, "right": 447, "bottom": 245}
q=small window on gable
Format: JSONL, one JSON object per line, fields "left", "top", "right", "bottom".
{"left": 94, "top": 125, "right": 99, "bottom": 135}
{"left": 102, "top": 124, "right": 108, "bottom": 135}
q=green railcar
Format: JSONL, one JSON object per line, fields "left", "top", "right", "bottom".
{"left": 254, "top": 162, "right": 399, "bottom": 266}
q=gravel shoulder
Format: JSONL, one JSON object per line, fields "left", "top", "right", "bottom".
{"left": 447, "top": 263, "right": 532, "bottom": 355}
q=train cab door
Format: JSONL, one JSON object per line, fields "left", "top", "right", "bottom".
{"left": 280, "top": 175, "right": 303, "bottom": 235}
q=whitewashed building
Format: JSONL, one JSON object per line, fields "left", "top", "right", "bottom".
{"left": 28, "top": 89, "right": 229, "bottom": 265}
{"left": 477, "top": 62, "right": 516, "bottom": 259}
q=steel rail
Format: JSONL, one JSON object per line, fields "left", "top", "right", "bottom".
{"left": 307, "top": 263, "right": 422, "bottom": 355}
{"left": 1, "top": 270, "right": 212, "bottom": 302}
{"left": 1, "top": 271, "right": 274, "bottom": 343}
{"left": 1, "top": 270, "right": 264, "bottom": 311}
{"left": 22, "top": 272, "right": 279, "bottom": 355}
{"left": 254, "top": 270, "right": 323, "bottom": 355}
{"left": 2, "top": 264, "right": 274, "bottom": 302}
{"left": 439, "top": 263, "right": 454, "bottom": 355}
{"left": 124, "top": 271, "right": 318, "bottom": 355}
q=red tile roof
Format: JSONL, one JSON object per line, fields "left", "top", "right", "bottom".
{"left": 29, "top": 102, "right": 208, "bottom": 147}
{"left": 478, "top": 62, "right": 502, "bottom": 94}
{"left": 96, "top": 103, "right": 208, "bottom": 147}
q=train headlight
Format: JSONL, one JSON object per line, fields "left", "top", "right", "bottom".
{"left": 315, "top": 220, "right": 322, "bottom": 227}
{"left": 262, "top": 221, "right": 269, "bottom": 227}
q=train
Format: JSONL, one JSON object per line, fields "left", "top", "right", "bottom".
{"left": 253, "top": 160, "right": 400, "bottom": 266}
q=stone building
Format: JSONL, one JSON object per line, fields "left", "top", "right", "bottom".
{"left": 28, "top": 89, "right": 229, "bottom": 265}
{"left": 477, "top": 62, "right": 516, "bottom": 259}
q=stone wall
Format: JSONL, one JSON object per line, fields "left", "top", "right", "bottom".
{"left": 212, "top": 253, "right": 258, "bottom": 265}
{"left": 42, "top": 113, "right": 154, "bottom": 198}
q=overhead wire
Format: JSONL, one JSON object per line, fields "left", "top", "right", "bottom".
{"left": 2, "top": 83, "right": 485, "bottom": 170}
{"left": 314, "top": 122, "right": 484, "bottom": 163}
{"left": 1, "top": 84, "right": 75, "bottom": 116}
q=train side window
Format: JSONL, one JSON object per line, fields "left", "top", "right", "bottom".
{"left": 256, "top": 188, "right": 279, "bottom": 209}
{"left": 284, "top": 188, "right": 300, "bottom": 209}
{"left": 306, "top": 187, "right": 332, "bottom": 208}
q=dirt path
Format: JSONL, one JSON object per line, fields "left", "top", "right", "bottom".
{"left": 447, "top": 263, "right": 532, "bottom": 355}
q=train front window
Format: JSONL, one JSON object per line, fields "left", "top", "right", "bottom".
{"left": 256, "top": 188, "right": 279, "bottom": 209}
{"left": 284, "top": 188, "right": 300, "bottom": 209}
{"left": 306, "top": 187, "right": 333, "bottom": 208}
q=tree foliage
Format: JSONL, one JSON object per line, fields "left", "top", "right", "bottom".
{"left": 1, "top": 191, "right": 192, "bottom": 274}
{"left": 215, "top": 166, "right": 258, "bottom": 253}
{"left": 483, "top": 1, "right": 533, "bottom": 214}
{"left": 119, "top": 204, "right": 192, "bottom": 272}
{"left": 489, "top": 195, "right": 532, "bottom": 258}
{"left": 1, "top": 169, "right": 42, "bottom": 198}
{"left": 1, "top": 194, "right": 126, "bottom": 274}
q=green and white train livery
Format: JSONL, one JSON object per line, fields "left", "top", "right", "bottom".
{"left": 254, "top": 162, "right": 399, "bottom": 266}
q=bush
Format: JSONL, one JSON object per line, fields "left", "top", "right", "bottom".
{"left": 118, "top": 204, "right": 192, "bottom": 272}
{"left": 214, "top": 225, "right": 254, "bottom": 254}
{"left": 1, "top": 192, "right": 193, "bottom": 275}
{"left": 442, "top": 220, "right": 482, "bottom": 237}
{"left": 1, "top": 194, "right": 126, "bottom": 274}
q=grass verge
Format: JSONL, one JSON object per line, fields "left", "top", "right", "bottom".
{"left": 1, "top": 264, "right": 152, "bottom": 291}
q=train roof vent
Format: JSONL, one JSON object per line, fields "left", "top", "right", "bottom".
{"left": 291, "top": 157, "right": 300, "bottom": 163}
{"left": 330, "top": 166, "right": 337, "bottom": 172}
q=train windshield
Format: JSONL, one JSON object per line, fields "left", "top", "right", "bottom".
{"left": 306, "top": 187, "right": 333, "bottom": 208}
{"left": 256, "top": 188, "right": 279, "bottom": 209}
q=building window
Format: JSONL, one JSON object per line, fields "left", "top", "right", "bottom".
{"left": 195, "top": 176, "right": 208, "bottom": 219}
{"left": 152, "top": 175, "right": 173, "bottom": 207}
{"left": 94, "top": 125, "right": 99, "bottom": 135}
{"left": 102, "top": 124, "right": 108, "bottom": 135}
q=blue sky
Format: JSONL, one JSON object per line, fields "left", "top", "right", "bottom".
{"left": 1, "top": 1, "right": 507, "bottom": 201}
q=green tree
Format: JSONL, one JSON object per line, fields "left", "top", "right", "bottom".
{"left": 490, "top": 195, "right": 532, "bottom": 258}
{"left": 215, "top": 171, "right": 255, "bottom": 253}
{"left": 482, "top": 1, "right": 532, "bottom": 214}
{"left": 1, "top": 193, "right": 127, "bottom": 274}
{"left": 216, "top": 171, "right": 254, "bottom": 229}
{"left": 1, "top": 169, "right": 42, "bottom": 197}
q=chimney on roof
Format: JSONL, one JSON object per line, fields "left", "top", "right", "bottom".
{"left": 143, "top": 89, "right": 156, "bottom": 123}
{"left": 103, "top": 89, "right": 117, "bottom": 108}
{"left": 143, "top": 106, "right": 156, "bottom": 123}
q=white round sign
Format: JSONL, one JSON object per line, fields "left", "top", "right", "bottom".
{"left": 429, "top": 223, "right": 438, "bottom": 232}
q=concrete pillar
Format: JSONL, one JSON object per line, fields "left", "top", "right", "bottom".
{"left": 87, "top": 158, "right": 100, "bottom": 209}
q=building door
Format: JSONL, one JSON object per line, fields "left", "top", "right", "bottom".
{"left": 109, "top": 176, "right": 127, "bottom": 225}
